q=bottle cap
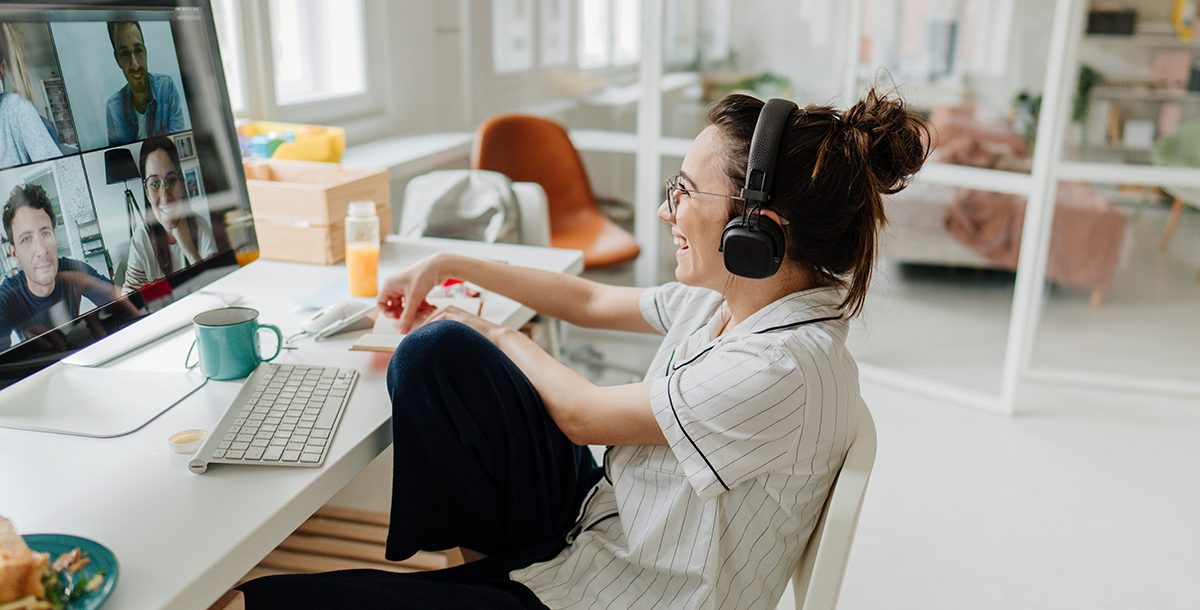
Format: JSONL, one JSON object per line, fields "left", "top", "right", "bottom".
{"left": 169, "top": 429, "right": 207, "bottom": 454}
{"left": 348, "top": 200, "right": 377, "bottom": 218}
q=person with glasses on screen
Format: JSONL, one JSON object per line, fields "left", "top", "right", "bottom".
{"left": 0, "top": 184, "right": 117, "bottom": 351}
{"left": 240, "top": 89, "right": 931, "bottom": 609}
{"left": 105, "top": 21, "right": 185, "bottom": 147}
{"left": 122, "top": 135, "right": 215, "bottom": 293}
{"left": 0, "top": 23, "right": 61, "bottom": 169}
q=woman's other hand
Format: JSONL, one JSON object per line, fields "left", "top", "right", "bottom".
{"left": 378, "top": 253, "right": 449, "bottom": 333}
{"left": 423, "top": 306, "right": 508, "bottom": 344}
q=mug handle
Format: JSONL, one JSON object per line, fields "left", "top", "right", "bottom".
{"left": 184, "top": 339, "right": 201, "bottom": 370}
{"left": 258, "top": 323, "right": 284, "bottom": 362}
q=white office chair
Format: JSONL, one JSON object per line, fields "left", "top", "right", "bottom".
{"left": 791, "top": 401, "right": 878, "bottom": 610}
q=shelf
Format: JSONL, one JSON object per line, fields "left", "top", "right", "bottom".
{"left": 1083, "top": 32, "right": 1200, "bottom": 49}
{"left": 1090, "top": 86, "right": 1200, "bottom": 102}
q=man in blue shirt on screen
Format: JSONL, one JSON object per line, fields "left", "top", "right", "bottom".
{"left": 0, "top": 185, "right": 117, "bottom": 351}
{"left": 106, "top": 21, "right": 185, "bottom": 146}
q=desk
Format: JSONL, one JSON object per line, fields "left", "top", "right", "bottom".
{"left": 0, "top": 237, "right": 583, "bottom": 610}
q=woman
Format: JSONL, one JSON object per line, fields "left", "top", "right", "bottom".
{"left": 0, "top": 24, "right": 61, "bottom": 170}
{"left": 122, "top": 135, "right": 216, "bottom": 293}
{"left": 239, "top": 88, "right": 930, "bottom": 609}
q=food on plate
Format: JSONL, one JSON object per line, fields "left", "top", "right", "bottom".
{"left": 0, "top": 518, "right": 105, "bottom": 610}
{"left": 0, "top": 518, "right": 48, "bottom": 604}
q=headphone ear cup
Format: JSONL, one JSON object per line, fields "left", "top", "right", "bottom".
{"left": 720, "top": 212, "right": 785, "bottom": 279}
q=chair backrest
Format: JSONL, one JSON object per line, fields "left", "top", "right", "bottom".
{"left": 792, "top": 401, "right": 878, "bottom": 610}
{"left": 472, "top": 113, "right": 603, "bottom": 235}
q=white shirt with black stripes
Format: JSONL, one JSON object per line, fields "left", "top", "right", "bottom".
{"left": 510, "top": 283, "right": 861, "bottom": 609}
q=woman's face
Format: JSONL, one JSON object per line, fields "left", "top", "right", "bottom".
{"left": 658, "top": 125, "right": 738, "bottom": 290}
{"left": 143, "top": 149, "right": 186, "bottom": 227}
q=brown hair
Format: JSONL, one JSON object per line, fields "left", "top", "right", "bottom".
{"left": 706, "top": 88, "right": 931, "bottom": 316}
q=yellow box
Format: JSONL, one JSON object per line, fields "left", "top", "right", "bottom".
{"left": 243, "top": 160, "right": 390, "bottom": 265}
{"left": 240, "top": 121, "right": 346, "bottom": 163}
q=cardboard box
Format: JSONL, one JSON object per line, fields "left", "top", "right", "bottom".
{"left": 243, "top": 160, "right": 390, "bottom": 264}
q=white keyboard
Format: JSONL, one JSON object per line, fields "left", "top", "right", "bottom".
{"left": 189, "top": 363, "right": 357, "bottom": 474}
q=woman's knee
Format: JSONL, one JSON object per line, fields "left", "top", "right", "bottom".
{"left": 386, "top": 320, "right": 490, "bottom": 398}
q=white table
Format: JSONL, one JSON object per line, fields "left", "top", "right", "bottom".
{"left": 0, "top": 237, "right": 582, "bottom": 610}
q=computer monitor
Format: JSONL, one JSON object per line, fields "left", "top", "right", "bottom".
{"left": 0, "top": 0, "right": 254, "bottom": 388}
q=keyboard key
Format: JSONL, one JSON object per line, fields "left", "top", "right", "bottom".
{"left": 309, "top": 437, "right": 327, "bottom": 447}
{"left": 300, "top": 452, "right": 322, "bottom": 463}
{"left": 286, "top": 441, "right": 306, "bottom": 452}
{"left": 213, "top": 449, "right": 226, "bottom": 459}
{"left": 226, "top": 449, "right": 246, "bottom": 460}
{"left": 245, "top": 447, "right": 266, "bottom": 461}
{"left": 282, "top": 450, "right": 301, "bottom": 462}
{"left": 316, "top": 401, "right": 343, "bottom": 428}
{"left": 250, "top": 439, "right": 270, "bottom": 448}
{"left": 230, "top": 441, "right": 249, "bottom": 451}
{"left": 269, "top": 438, "right": 288, "bottom": 447}
{"left": 312, "top": 428, "right": 331, "bottom": 439}
{"left": 263, "top": 447, "right": 284, "bottom": 461}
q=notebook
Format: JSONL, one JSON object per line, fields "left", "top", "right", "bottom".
{"left": 349, "top": 298, "right": 483, "bottom": 353}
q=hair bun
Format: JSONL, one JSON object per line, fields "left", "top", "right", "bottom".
{"left": 842, "top": 88, "right": 932, "bottom": 195}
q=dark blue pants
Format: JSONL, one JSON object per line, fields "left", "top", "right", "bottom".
{"left": 239, "top": 321, "right": 601, "bottom": 609}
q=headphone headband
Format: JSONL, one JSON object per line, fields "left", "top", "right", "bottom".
{"left": 740, "top": 98, "right": 799, "bottom": 204}
{"left": 720, "top": 97, "right": 797, "bottom": 280}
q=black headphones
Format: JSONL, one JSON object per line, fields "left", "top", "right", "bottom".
{"left": 719, "top": 98, "right": 798, "bottom": 279}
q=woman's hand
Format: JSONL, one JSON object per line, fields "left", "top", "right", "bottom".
{"left": 378, "top": 253, "right": 450, "bottom": 333}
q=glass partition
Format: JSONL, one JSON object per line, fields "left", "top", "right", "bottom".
{"left": 1030, "top": 179, "right": 1200, "bottom": 384}
{"left": 1065, "top": 2, "right": 1200, "bottom": 167}
{"left": 856, "top": 0, "right": 1056, "bottom": 175}
{"left": 660, "top": 0, "right": 851, "bottom": 140}
{"left": 462, "top": 0, "right": 642, "bottom": 133}
{"left": 849, "top": 182, "right": 1033, "bottom": 396}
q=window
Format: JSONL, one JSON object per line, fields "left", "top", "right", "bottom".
{"left": 267, "top": 0, "right": 367, "bottom": 106}
{"left": 211, "top": 0, "right": 246, "bottom": 113}
{"left": 578, "top": 0, "right": 640, "bottom": 70}
{"left": 578, "top": 0, "right": 611, "bottom": 69}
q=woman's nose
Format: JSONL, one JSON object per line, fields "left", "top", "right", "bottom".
{"left": 656, "top": 199, "right": 673, "bottom": 223}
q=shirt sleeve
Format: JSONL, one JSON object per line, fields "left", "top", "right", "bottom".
{"left": 64, "top": 259, "right": 116, "bottom": 312}
{"left": 197, "top": 218, "right": 217, "bottom": 259}
{"left": 638, "top": 282, "right": 699, "bottom": 334}
{"left": 650, "top": 337, "right": 807, "bottom": 501}
{"left": 166, "top": 78, "right": 185, "bottom": 133}
{"left": 122, "top": 231, "right": 151, "bottom": 294}
{"left": 15, "top": 98, "right": 60, "bottom": 163}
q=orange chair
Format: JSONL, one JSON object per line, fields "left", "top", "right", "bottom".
{"left": 472, "top": 114, "right": 640, "bottom": 269}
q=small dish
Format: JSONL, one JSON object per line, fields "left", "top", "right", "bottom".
{"left": 23, "top": 533, "right": 118, "bottom": 610}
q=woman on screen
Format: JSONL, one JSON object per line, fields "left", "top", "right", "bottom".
{"left": 122, "top": 136, "right": 215, "bottom": 293}
{"left": 0, "top": 24, "right": 61, "bottom": 170}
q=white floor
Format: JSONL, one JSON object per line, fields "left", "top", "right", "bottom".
{"left": 565, "top": 200, "right": 1200, "bottom": 609}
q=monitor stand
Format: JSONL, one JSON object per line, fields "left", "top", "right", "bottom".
{"left": 0, "top": 361, "right": 207, "bottom": 437}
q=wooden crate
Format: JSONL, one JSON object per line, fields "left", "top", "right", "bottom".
{"left": 208, "top": 506, "right": 463, "bottom": 610}
{"left": 244, "top": 160, "right": 390, "bottom": 264}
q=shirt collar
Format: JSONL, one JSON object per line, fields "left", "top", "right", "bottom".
{"left": 725, "top": 286, "right": 845, "bottom": 337}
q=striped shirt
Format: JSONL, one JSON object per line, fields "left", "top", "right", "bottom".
{"left": 511, "top": 283, "right": 862, "bottom": 609}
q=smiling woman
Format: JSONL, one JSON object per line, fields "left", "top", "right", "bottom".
{"left": 238, "top": 88, "right": 931, "bottom": 610}
{"left": 120, "top": 135, "right": 216, "bottom": 294}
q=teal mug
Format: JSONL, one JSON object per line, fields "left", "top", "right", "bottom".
{"left": 185, "top": 307, "right": 283, "bottom": 380}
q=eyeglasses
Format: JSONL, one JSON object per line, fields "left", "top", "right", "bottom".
{"left": 664, "top": 174, "right": 743, "bottom": 218}
{"left": 144, "top": 174, "right": 180, "bottom": 193}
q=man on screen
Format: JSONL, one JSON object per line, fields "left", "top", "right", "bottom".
{"left": 0, "top": 185, "right": 118, "bottom": 351}
{"left": 105, "top": 21, "right": 185, "bottom": 146}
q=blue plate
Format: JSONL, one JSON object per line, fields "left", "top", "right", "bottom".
{"left": 22, "top": 534, "right": 118, "bottom": 610}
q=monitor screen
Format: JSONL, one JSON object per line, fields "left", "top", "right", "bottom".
{"left": 0, "top": 1, "right": 254, "bottom": 384}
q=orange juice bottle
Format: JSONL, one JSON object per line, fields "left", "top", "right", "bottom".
{"left": 345, "top": 200, "right": 380, "bottom": 297}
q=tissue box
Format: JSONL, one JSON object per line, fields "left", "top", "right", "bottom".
{"left": 243, "top": 160, "right": 390, "bottom": 264}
